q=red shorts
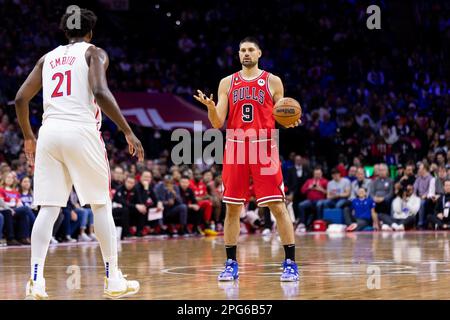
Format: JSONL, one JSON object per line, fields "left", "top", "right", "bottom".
{"left": 222, "top": 138, "right": 285, "bottom": 207}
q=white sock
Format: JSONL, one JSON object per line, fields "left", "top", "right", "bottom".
{"left": 30, "top": 206, "right": 60, "bottom": 282}
{"left": 91, "top": 200, "right": 119, "bottom": 279}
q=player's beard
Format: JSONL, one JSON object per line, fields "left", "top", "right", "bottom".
{"left": 241, "top": 60, "right": 257, "bottom": 68}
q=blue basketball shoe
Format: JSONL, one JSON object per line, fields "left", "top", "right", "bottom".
{"left": 218, "top": 259, "right": 239, "bottom": 281}
{"left": 280, "top": 259, "right": 299, "bottom": 282}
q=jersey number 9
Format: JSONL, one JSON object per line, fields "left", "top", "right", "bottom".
{"left": 242, "top": 104, "right": 253, "bottom": 122}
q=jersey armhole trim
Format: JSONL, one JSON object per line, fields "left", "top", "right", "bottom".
{"left": 266, "top": 72, "right": 275, "bottom": 102}
{"left": 226, "top": 74, "right": 234, "bottom": 98}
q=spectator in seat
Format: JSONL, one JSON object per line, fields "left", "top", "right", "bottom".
{"left": 346, "top": 187, "right": 379, "bottom": 232}
{"left": 436, "top": 152, "right": 447, "bottom": 167}
{"left": 394, "top": 163, "right": 416, "bottom": 192}
{"left": 0, "top": 198, "right": 21, "bottom": 246}
{"left": 203, "top": 170, "right": 222, "bottom": 230}
{"left": 369, "top": 163, "right": 394, "bottom": 217}
{"left": 171, "top": 169, "right": 182, "bottom": 186}
{"left": 71, "top": 190, "right": 96, "bottom": 240}
{"left": 414, "top": 163, "right": 434, "bottom": 229}
{"left": 179, "top": 177, "right": 203, "bottom": 235}
{"left": 428, "top": 180, "right": 450, "bottom": 230}
{"left": 135, "top": 170, "right": 163, "bottom": 235}
{"left": 61, "top": 189, "right": 94, "bottom": 242}
{"left": 155, "top": 175, "right": 188, "bottom": 235}
{"left": 285, "top": 155, "right": 310, "bottom": 218}
{"left": 380, "top": 122, "right": 399, "bottom": 145}
{"left": 19, "top": 176, "right": 34, "bottom": 209}
{"left": 112, "top": 176, "right": 141, "bottom": 239}
{"left": 350, "top": 167, "right": 372, "bottom": 200}
{"left": 190, "top": 170, "right": 213, "bottom": 230}
{"left": 61, "top": 205, "right": 84, "bottom": 243}
{"left": 380, "top": 183, "right": 420, "bottom": 231}
{"left": 323, "top": 168, "right": 352, "bottom": 218}
{"left": 297, "top": 167, "right": 328, "bottom": 232}
{"left": 434, "top": 166, "right": 449, "bottom": 197}
{"left": 18, "top": 174, "right": 63, "bottom": 244}
{"left": 111, "top": 165, "right": 125, "bottom": 197}
{"left": 372, "top": 164, "right": 380, "bottom": 180}
{"left": 18, "top": 176, "right": 63, "bottom": 242}
{"left": 0, "top": 172, "right": 34, "bottom": 244}
{"left": 346, "top": 166, "right": 358, "bottom": 182}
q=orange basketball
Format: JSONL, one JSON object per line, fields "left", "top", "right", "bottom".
{"left": 273, "top": 97, "right": 302, "bottom": 127}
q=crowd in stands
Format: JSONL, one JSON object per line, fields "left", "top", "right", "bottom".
{"left": 291, "top": 160, "right": 450, "bottom": 233}
{"left": 1, "top": 145, "right": 449, "bottom": 246}
{"left": 0, "top": 0, "right": 449, "bottom": 245}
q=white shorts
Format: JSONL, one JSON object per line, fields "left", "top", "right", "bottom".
{"left": 33, "top": 120, "right": 110, "bottom": 207}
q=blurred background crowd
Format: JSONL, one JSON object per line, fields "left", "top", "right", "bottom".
{"left": 0, "top": 0, "right": 449, "bottom": 245}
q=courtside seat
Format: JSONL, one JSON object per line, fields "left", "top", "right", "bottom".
{"left": 323, "top": 208, "right": 345, "bottom": 225}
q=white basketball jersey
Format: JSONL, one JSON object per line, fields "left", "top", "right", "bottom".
{"left": 42, "top": 41, "right": 101, "bottom": 128}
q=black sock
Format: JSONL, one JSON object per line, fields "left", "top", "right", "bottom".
{"left": 225, "top": 245, "right": 237, "bottom": 261}
{"left": 284, "top": 244, "right": 295, "bottom": 261}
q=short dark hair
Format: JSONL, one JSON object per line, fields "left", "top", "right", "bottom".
{"left": 331, "top": 168, "right": 340, "bottom": 175}
{"left": 239, "top": 36, "right": 261, "bottom": 49}
{"left": 60, "top": 8, "right": 97, "bottom": 38}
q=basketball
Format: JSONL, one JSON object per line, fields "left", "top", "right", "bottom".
{"left": 273, "top": 97, "right": 302, "bottom": 127}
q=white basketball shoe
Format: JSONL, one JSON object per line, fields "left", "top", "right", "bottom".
{"left": 25, "top": 278, "right": 49, "bottom": 300}
{"left": 103, "top": 270, "right": 140, "bottom": 299}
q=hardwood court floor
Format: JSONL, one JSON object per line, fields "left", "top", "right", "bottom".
{"left": 1, "top": 231, "right": 450, "bottom": 299}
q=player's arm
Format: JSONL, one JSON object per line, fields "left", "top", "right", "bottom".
{"left": 87, "top": 46, "right": 144, "bottom": 161}
{"left": 193, "top": 76, "right": 230, "bottom": 129}
{"left": 14, "top": 55, "right": 45, "bottom": 166}
{"left": 269, "top": 74, "right": 301, "bottom": 128}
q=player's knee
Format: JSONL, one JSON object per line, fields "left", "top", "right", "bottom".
{"left": 225, "top": 203, "right": 242, "bottom": 216}
{"left": 267, "top": 202, "right": 286, "bottom": 217}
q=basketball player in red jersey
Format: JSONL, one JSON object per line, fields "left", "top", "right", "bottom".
{"left": 15, "top": 8, "right": 143, "bottom": 298}
{"left": 194, "top": 37, "right": 300, "bottom": 281}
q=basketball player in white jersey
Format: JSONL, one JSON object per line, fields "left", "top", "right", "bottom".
{"left": 15, "top": 9, "right": 144, "bottom": 299}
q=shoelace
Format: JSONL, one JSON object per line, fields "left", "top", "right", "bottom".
{"left": 283, "top": 265, "right": 297, "bottom": 274}
{"left": 222, "top": 264, "right": 235, "bottom": 275}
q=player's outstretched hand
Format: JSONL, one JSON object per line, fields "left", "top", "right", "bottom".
{"left": 125, "top": 132, "right": 144, "bottom": 162}
{"left": 285, "top": 119, "right": 302, "bottom": 128}
{"left": 24, "top": 137, "right": 37, "bottom": 166}
{"left": 193, "top": 90, "right": 215, "bottom": 109}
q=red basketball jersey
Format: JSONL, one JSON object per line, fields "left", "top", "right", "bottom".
{"left": 227, "top": 70, "right": 274, "bottom": 135}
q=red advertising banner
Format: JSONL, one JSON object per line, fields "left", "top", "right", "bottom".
{"left": 114, "top": 92, "right": 212, "bottom": 131}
